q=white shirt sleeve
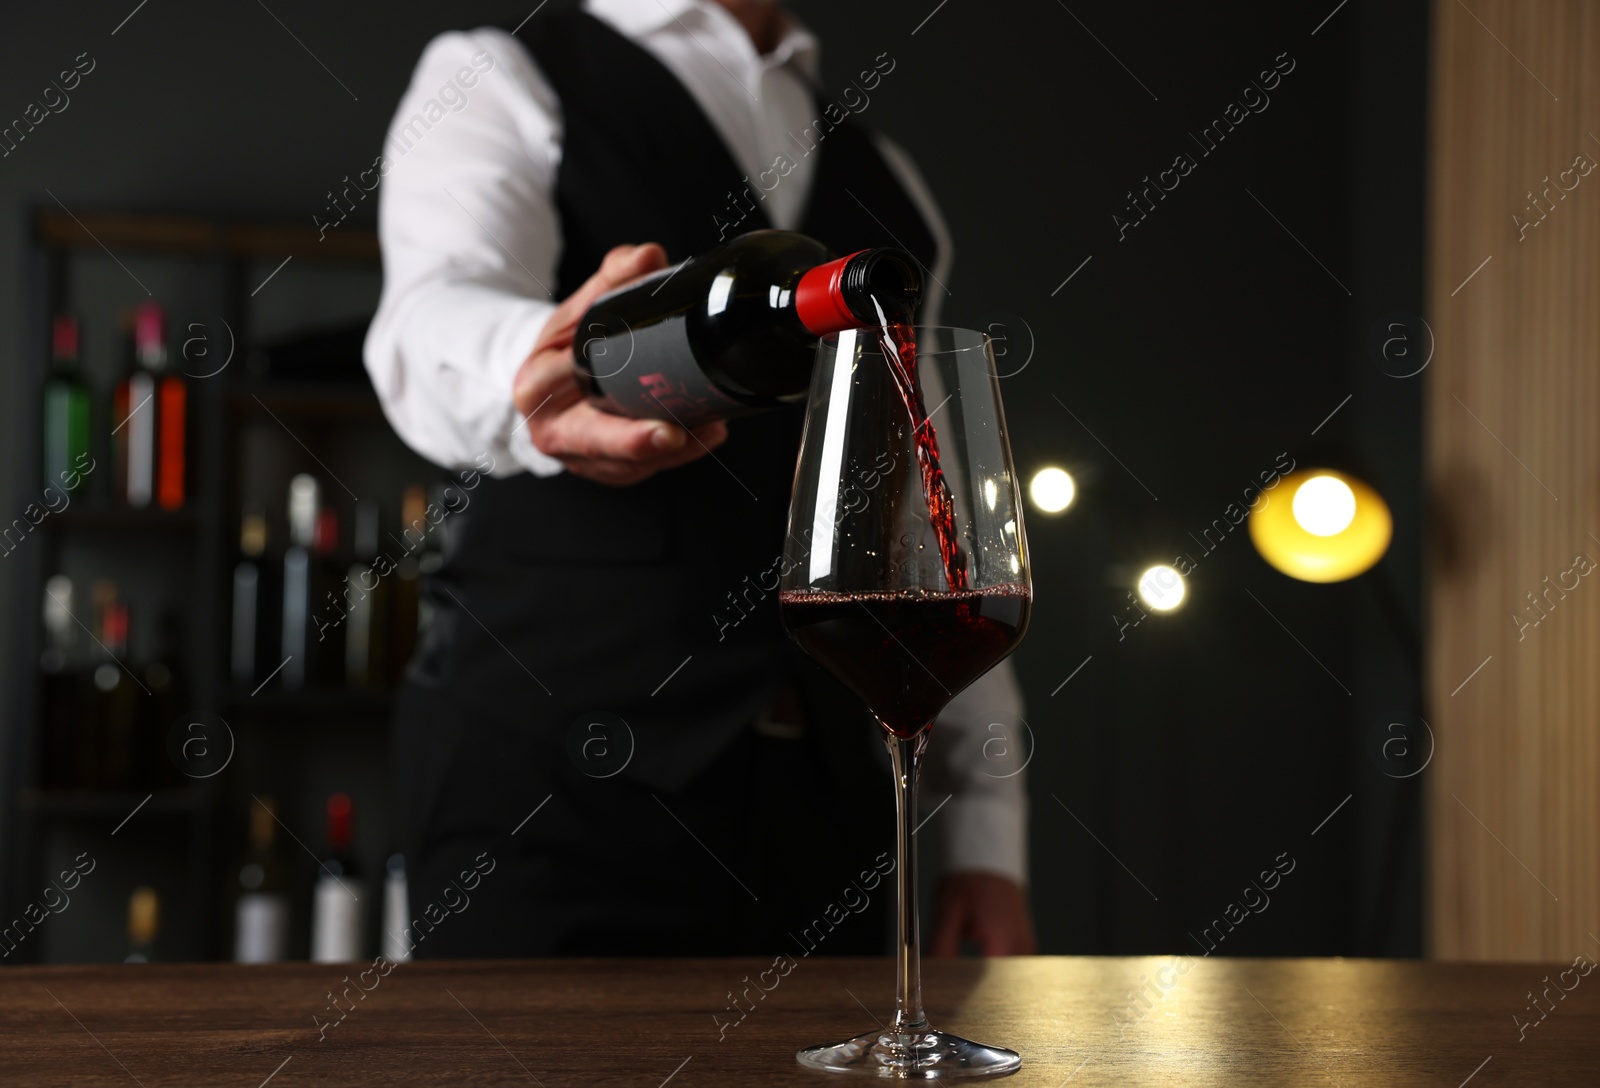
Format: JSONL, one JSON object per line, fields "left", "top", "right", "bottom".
{"left": 364, "top": 27, "right": 568, "bottom": 477}
{"left": 923, "top": 657, "right": 1030, "bottom": 886}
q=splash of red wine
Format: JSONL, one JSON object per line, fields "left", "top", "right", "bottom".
{"left": 869, "top": 299, "right": 968, "bottom": 592}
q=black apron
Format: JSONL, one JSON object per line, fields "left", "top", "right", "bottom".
{"left": 392, "top": 5, "right": 939, "bottom": 956}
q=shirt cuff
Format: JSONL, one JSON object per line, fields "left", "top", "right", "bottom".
{"left": 509, "top": 410, "right": 567, "bottom": 476}
{"left": 492, "top": 298, "right": 566, "bottom": 478}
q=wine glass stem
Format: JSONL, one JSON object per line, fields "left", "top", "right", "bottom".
{"left": 888, "top": 731, "right": 928, "bottom": 1033}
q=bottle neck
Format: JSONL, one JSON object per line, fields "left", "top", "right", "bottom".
{"left": 51, "top": 316, "right": 81, "bottom": 374}
{"left": 795, "top": 247, "right": 922, "bottom": 336}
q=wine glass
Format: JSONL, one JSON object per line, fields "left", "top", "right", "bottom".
{"left": 779, "top": 325, "right": 1031, "bottom": 1077}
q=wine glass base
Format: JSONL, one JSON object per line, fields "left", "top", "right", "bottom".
{"left": 797, "top": 1027, "right": 1021, "bottom": 1078}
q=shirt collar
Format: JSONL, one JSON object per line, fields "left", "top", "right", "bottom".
{"left": 586, "top": 0, "right": 820, "bottom": 80}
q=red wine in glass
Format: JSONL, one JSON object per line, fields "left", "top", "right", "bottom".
{"left": 779, "top": 586, "right": 1029, "bottom": 739}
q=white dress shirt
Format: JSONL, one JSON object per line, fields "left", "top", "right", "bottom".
{"left": 364, "top": 0, "right": 1027, "bottom": 885}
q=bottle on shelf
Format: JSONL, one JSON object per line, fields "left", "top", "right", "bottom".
{"left": 231, "top": 506, "right": 268, "bottom": 689}
{"left": 138, "top": 609, "right": 183, "bottom": 789}
{"left": 139, "top": 302, "right": 189, "bottom": 511}
{"left": 387, "top": 485, "right": 426, "bottom": 685}
{"left": 42, "top": 314, "right": 91, "bottom": 496}
{"left": 39, "top": 574, "right": 81, "bottom": 790}
{"left": 311, "top": 792, "right": 365, "bottom": 963}
{"left": 112, "top": 308, "right": 157, "bottom": 508}
{"left": 574, "top": 229, "right": 921, "bottom": 426}
{"left": 234, "top": 796, "right": 290, "bottom": 963}
{"left": 312, "top": 505, "right": 345, "bottom": 685}
{"left": 382, "top": 852, "right": 411, "bottom": 963}
{"left": 344, "top": 502, "right": 386, "bottom": 688}
{"left": 281, "top": 475, "right": 319, "bottom": 689}
{"left": 125, "top": 886, "right": 159, "bottom": 963}
{"left": 88, "top": 581, "right": 137, "bottom": 790}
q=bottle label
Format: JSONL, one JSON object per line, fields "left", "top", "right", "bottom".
{"left": 584, "top": 314, "right": 749, "bottom": 428}
{"left": 311, "top": 877, "right": 366, "bottom": 962}
{"left": 125, "top": 371, "right": 156, "bottom": 507}
{"left": 235, "top": 893, "right": 289, "bottom": 963}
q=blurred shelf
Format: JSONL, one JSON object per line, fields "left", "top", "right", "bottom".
{"left": 226, "top": 384, "right": 384, "bottom": 420}
{"left": 34, "top": 210, "right": 377, "bottom": 263}
{"left": 225, "top": 223, "right": 378, "bottom": 263}
{"left": 223, "top": 686, "right": 395, "bottom": 718}
{"left": 16, "top": 787, "right": 211, "bottom": 819}
{"left": 49, "top": 506, "right": 200, "bottom": 533}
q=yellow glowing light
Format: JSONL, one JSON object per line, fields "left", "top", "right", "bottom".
{"left": 1138, "top": 564, "right": 1186, "bottom": 611}
{"left": 1292, "top": 475, "right": 1357, "bottom": 536}
{"left": 983, "top": 478, "right": 998, "bottom": 511}
{"left": 1029, "top": 467, "right": 1075, "bottom": 513}
{"left": 1249, "top": 468, "right": 1392, "bottom": 583}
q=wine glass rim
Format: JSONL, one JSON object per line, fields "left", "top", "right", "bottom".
{"left": 817, "top": 325, "right": 991, "bottom": 353}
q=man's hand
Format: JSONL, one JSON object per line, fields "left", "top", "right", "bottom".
{"left": 513, "top": 242, "right": 729, "bottom": 485}
{"left": 928, "top": 872, "right": 1037, "bottom": 956}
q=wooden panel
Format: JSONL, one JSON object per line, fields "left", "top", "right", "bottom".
{"left": 1428, "top": 0, "right": 1600, "bottom": 958}
{"left": 32, "top": 210, "right": 377, "bottom": 262}
{"left": 224, "top": 223, "right": 379, "bottom": 262}
{"left": 1, "top": 957, "right": 1593, "bottom": 1085}
{"left": 35, "top": 210, "right": 219, "bottom": 254}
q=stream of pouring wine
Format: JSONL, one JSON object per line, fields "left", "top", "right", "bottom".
{"left": 869, "top": 298, "right": 969, "bottom": 592}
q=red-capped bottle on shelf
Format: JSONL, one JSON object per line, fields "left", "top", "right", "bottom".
{"left": 136, "top": 303, "right": 189, "bottom": 512}
{"left": 89, "top": 581, "right": 138, "bottom": 789}
{"left": 311, "top": 793, "right": 366, "bottom": 962}
{"left": 112, "top": 309, "right": 157, "bottom": 508}
{"left": 573, "top": 229, "right": 921, "bottom": 427}
{"left": 43, "top": 314, "right": 91, "bottom": 496}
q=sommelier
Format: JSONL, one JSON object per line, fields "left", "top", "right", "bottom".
{"left": 365, "top": 0, "right": 1034, "bottom": 956}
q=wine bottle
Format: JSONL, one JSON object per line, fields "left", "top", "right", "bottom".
{"left": 139, "top": 609, "right": 182, "bottom": 788}
{"left": 231, "top": 507, "right": 268, "bottom": 688}
{"left": 39, "top": 575, "right": 80, "bottom": 789}
{"left": 134, "top": 303, "right": 189, "bottom": 512}
{"left": 234, "top": 796, "right": 290, "bottom": 963}
{"left": 387, "top": 485, "right": 425, "bottom": 684}
{"left": 344, "top": 502, "right": 386, "bottom": 688}
{"left": 574, "top": 229, "right": 920, "bottom": 426}
{"left": 42, "top": 314, "right": 91, "bottom": 495}
{"left": 311, "top": 793, "right": 365, "bottom": 962}
{"left": 125, "top": 886, "right": 159, "bottom": 963}
{"left": 112, "top": 309, "right": 157, "bottom": 508}
{"left": 90, "top": 581, "right": 137, "bottom": 790}
{"left": 281, "top": 475, "right": 318, "bottom": 689}
{"left": 382, "top": 852, "right": 411, "bottom": 963}
{"left": 312, "top": 505, "right": 344, "bottom": 684}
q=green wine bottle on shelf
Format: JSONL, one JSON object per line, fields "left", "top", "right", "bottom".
{"left": 42, "top": 314, "right": 90, "bottom": 495}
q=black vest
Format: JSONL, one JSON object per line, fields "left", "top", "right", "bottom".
{"left": 408, "top": 7, "right": 938, "bottom": 791}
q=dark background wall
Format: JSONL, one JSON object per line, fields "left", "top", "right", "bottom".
{"left": 0, "top": 0, "right": 1427, "bottom": 957}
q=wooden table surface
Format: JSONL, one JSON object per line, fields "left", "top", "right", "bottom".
{"left": 2, "top": 956, "right": 1594, "bottom": 1085}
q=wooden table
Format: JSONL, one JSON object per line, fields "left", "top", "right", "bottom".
{"left": 3, "top": 957, "right": 1594, "bottom": 1085}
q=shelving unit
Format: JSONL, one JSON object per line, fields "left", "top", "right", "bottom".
{"left": 4, "top": 208, "right": 427, "bottom": 963}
